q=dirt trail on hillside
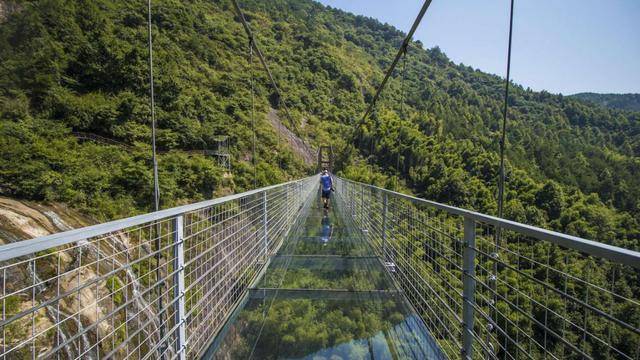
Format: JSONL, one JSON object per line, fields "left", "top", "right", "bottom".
{"left": 268, "top": 108, "right": 315, "bottom": 166}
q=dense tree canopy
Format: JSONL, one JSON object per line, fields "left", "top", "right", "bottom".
{"left": 2, "top": 0, "right": 639, "bottom": 236}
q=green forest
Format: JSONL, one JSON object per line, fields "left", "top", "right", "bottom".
{"left": 570, "top": 93, "right": 640, "bottom": 112}
{"left": 1, "top": 0, "right": 639, "bottom": 250}
{"left": 0, "top": 0, "right": 639, "bottom": 358}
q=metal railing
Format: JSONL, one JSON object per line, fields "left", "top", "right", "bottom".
{"left": 334, "top": 177, "right": 640, "bottom": 360}
{"left": 0, "top": 176, "right": 317, "bottom": 360}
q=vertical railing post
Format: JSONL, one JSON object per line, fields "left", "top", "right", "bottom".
{"left": 381, "top": 192, "right": 388, "bottom": 260}
{"left": 360, "top": 186, "right": 365, "bottom": 228}
{"left": 292, "top": 183, "right": 296, "bottom": 214}
{"left": 354, "top": 184, "right": 357, "bottom": 219}
{"left": 263, "top": 191, "right": 268, "bottom": 259}
{"left": 462, "top": 217, "right": 476, "bottom": 360}
{"left": 285, "top": 184, "right": 290, "bottom": 223}
{"left": 172, "top": 215, "right": 187, "bottom": 360}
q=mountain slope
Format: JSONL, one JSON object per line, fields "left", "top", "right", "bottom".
{"left": 571, "top": 92, "right": 640, "bottom": 111}
{"left": 0, "top": 0, "right": 638, "bottom": 247}
{"left": 0, "top": 0, "right": 314, "bottom": 218}
{"left": 232, "top": 0, "right": 640, "bottom": 248}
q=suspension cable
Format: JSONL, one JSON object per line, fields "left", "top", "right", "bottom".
{"left": 277, "top": 96, "right": 282, "bottom": 169}
{"left": 492, "top": 0, "right": 515, "bottom": 353}
{"left": 360, "top": 0, "right": 433, "bottom": 125}
{"left": 400, "top": 46, "right": 408, "bottom": 119}
{"left": 397, "top": 46, "right": 408, "bottom": 173}
{"left": 147, "top": 0, "right": 160, "bottom": 212}
{"left": 497, "top": 0, "right": 515, "bottom": 221}
{"left": 146, "top": 0, "right": 167, "bottom": 358}
{"left": 231, "top": 0, "right": 298, "bottom": 133}
{"left": 249, "top": 39, "right": 257, "bottom": 187}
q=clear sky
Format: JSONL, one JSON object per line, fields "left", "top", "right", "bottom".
{"left": 315, "top": 0, "right": 640, "bottom": 95}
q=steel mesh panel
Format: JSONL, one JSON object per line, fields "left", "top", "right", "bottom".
{"left": 334, "top": 177, "right": 640, "bottom": 360}
{"left": 0, "top": 177, "right": 317, "bottom": 360}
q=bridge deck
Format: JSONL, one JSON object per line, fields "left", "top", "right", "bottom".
{"left": 205, "top": 194, "right": 443, "bottom": 359}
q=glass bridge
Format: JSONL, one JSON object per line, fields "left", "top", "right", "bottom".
{"left": 0, "top": 175, "right": 638, "bottom": 360}
{"left": 205, "top": 195, "right": 443, "bottom": 359}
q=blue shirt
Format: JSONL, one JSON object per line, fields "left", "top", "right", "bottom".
{"left": 320, "top": 174, "right": 332, "bottom": 191}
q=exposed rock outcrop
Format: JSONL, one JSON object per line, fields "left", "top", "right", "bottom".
{"left": 0, "top": 0, "right": 21, "bottom": 23}
{"left": 0, "top": 198, "right": 165, "bottom": 358}
{"left": 268, "top": 108, "right": 316, "bottom": 166}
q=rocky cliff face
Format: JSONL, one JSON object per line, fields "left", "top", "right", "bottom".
{"left": 0, "top": 0, "right": 21, "bottom": 23}
{"left": 0, "top": 197, "right": 91, "bottom": 243}
{"left": 0, "top": 199, "right": 166, "bottom": 359}
{"left": 0, "top": 198, "right": 98, "bottom": 358}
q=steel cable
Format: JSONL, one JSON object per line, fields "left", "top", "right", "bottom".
{"left": 146, "top": 1, "right": 168, "bottom": 358}
{"left": 249, "top": 40, "right": 257, "bottom": 187}
{"left": 397, "top": 45, "right": 408, "bottom": 174}
{"left": 493, "top": 0, "right": 515, "bottom": 355}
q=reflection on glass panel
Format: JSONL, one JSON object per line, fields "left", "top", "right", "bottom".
{"left": 293, "top": 236, "right": 371, "bottom": 256}
{"left": 213, "top": 295, "right": 442, "bottom": 360}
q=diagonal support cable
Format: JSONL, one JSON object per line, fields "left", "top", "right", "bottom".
{"left": 497, "top": 0, "right": 515, "bottom": 221}
{"left": 231, "top": 0, "right": 298, "bottom": 133}
{"left": 359, "top": 0, "right": 434, "bottom": 125}
{"left": 249, "top": 39, "right": 258, "bottom": 187}
{"left": 492, "top": 1, "right": 515, "bottom": 355}
{"left": 147, "top": 0, "right": 160, "bottom": 212}
{"left": 146, "top": 1, "right": 168, "bottom": 358}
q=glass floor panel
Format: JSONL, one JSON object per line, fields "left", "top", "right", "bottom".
{"left": 210, "top": 294, "right": 441, "bottom": 359}
{"left": 299, "top": 211, "right": 354, "bottom": 235}
{"left": 258, "top": 255, "right": 394, "bottom": 290}
{"left": 293, "top": 236, "right": 371, "bottom": 256}
{"left": 301, "top": 224, "right": 353, "bottom": 238}
{"left": 205, "top": 193, "right": 443, "bottom": 359}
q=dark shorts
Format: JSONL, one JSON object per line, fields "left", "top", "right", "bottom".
{"left": 321, "top": 189, "right": 331, "bottom": 199}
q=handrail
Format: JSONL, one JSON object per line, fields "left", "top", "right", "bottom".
{"left": 0, "top": 175, "right": 318, "bottom": 360}
{"left": 0, "top": 176, "right": 317, "bottom": 262}
{"left": 2, "top": 174, "right": 637, "bottom": 360}
{"left": 337, "top": 177, "right": 640, "bottom": 269}
{"left": 334, "top": 176, "right": 640, "bottom": 360}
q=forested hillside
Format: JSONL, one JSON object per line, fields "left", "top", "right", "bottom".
{"left": 571, "top": 92, "right": 640, "bottom": 112}
{"left": 1, "top": 0, "right": 639, "bottom": 247}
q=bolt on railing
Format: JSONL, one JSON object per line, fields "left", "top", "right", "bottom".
{"left": 0, "top": 176, "right": 317, "bottom": 359}
{"left": 334, "top": 177, "right": 640, "bottom": 360}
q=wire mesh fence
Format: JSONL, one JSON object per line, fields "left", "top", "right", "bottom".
{"left": 0, "top": 176, "right": 316, "bottom": 360}
{"left": 334, "top": 177, "right": 640, "bottom": 360}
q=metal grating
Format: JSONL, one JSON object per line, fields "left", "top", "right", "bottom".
{"left": 0, "top": 176, "right": 316, "bottom": 359}
{"left": 334, "top": 177, "right": 640, "bottom": 360}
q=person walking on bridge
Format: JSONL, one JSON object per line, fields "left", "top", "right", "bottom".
{"left": 320, "top": 169, "right": 334, "bottom": 209}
